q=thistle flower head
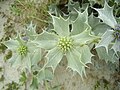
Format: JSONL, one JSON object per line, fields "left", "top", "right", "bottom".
{"left": 113, "top": 24, "right": 120, "bottom": 40}
{"left": 18, "top": 45, "right": 28, "bottom": 56}
{"left": 58, "top": 37, "right": 73, "bottom": 52}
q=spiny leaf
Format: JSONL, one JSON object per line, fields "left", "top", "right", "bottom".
{"left": 96, "top": 30, "right": 114, "bottom": 53}
{"left": 9, "top": 53, "right": 22, "bottom": 69}
{"left": 72, "top": 30, "right": 98, "bottom": 45}
{"left": 71, "top": 8, "right": 89, "bottom": 35}
{"left": 96, "top": 47, "right": 118, "bottom": 63}
{"left": 22, "top": 54, "right": 31, "bottom": 72}
{"left": 51, "top": 15, "right": 70, "bottom": 36}
{"left": 26, "top": 22, "right": 37, "bottom": 40}
{"left": 88, "top": 13, "right": 111, "bottom": 35}
{"left": 88, "top": 13, "right": 100, "bottom": 29}
{"left": 3, "top": 39, "right": 19, "bottom": 51}
{"left": 68, "top": 1, "right": 80, "bottom": 12}
{"left": 112, "top": 40, "right": 120, "bottom": 55}
{"left": 45, "top": 47, "right": 63, "bottom": 73}
{"left": 94, "top": 1, "right": 117, "bottom": 28}
{"left": 31, "top": 49, "right": 42, "bottom": 66}
{"left": 79, "top": 45, "right": 93, "bottom": 64}
{"left": 35, "top": 31, "right": 58, "bottom": 50}
{"left": 66, "top": 47, "right": 88, "bottom": 78}
{"left": 68, "top": 1, "right": 79, "bottom": 21}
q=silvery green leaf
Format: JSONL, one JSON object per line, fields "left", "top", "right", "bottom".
{"left": 66, "top": 47, "right": 87, "bottom": 77}
{"left": 92, "top": 23, "right": 111, "bottom": 35}
{"left": 71, "top": 8, "right": 89, "bottom": 35}
{"left": 27, "top": 42, "right": 42, "bottom": 66}
{"left": 88, "top": 13, "right": 111, "bottom": 35}
{"left": 69, "top": 10, "right": 78, "bottom": 21}
{"left": 31, "top": 49, "right": 41, "bottom": 66}
{"left": 37, "top": 69, "right": 53, "bottom": 84}
{"left": 94, "top": 1, "right": 117, "bottom": 28}
{"left": 112, "top": 40, "right": 120, "bottom": 55}
{"left": 82, "top": 3, "right": 89, "bottom": 11}
{"left": 96, "top": 47, "right": 118, "bottom": 63}
{"left": 3, "top": 39, "right": 19, "bottom": 51}
{"left": 45, "top": 47, "right": 63, "bottom": 72}
{"left": 79, "top": 45, "right": 93, "bottom": 64}
{"left": 27, "top": 42, "right": 38, "bottom": 51}
{"left": 22, "top": 54, "right": 31, "bottom": 72}
{"left": 51, "top": 15, "right": 70, "bottom": 36}
{"left": 72, "top": 30, "right": 98, "bottom": 45}
{"left": 16, "top": 34, "right": 26, "bottom": 45}
{"left": 35, "top": 31, "right": 58, "bottom": 50}
{"left": 88, "top": 13, "right": 100, "bottom": 29}
{"left": 68, "top": 1, "right": 79, "bottom": 21}
{"left": 9, "top": 54, "right": 21, "bottom": 68}
{"left": 48, "top": 4, "right": 61, "bottom": 16}
{"left": 26, "top": 22, "right": 36, "bottom": 34}
{"left": 68, "top": 1, "right": 80, "bottom": 12}
{"left": 96, "top": 30, "right": 114, "bottom": 53}
{"left": 26, "top": 22, "right": 37, "bottom": 40}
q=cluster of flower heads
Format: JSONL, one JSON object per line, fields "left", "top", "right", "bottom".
{"left": 113, "top": 24, "right": 120, "bottom": 40}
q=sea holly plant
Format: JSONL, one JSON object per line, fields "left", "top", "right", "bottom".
{"left": 1, "top": 0, "right": 120, "bottom": 89}
{"left": 2, "top": 23, "right": 55, "bottom": 89}
{"left": 3, "top": 23, "right": 42, "bottom": 72}
{"left": 34, "top": 8, "right": 99, "bottom": 77}
{"left": 95, "top": 1, "right": 120, "bottom": 57}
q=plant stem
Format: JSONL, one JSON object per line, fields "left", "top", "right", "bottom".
{"left": 45, "top": 80, "right": 49, "bottom": 90}
{"left": 118, "top": 58, "right": 120, "bottom": 74}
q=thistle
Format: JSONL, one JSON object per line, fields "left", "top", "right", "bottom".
{"left": 34, "top": 8, "right": 98, "bottom": 77}
{"left": 3, "top": 23, "right": 41, "bottom": 72}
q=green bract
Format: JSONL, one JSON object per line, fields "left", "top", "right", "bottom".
{"left": 34, "top": 9, "right": 98, "bottom": 77}
{"left": 95, "top": 2, "right": 120, "bottom": 57}
{"left": 3, "top": 24, "right": 41, "bottom": 72}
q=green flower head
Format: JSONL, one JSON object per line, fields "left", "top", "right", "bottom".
{"left": 18, "top": 45, "right": 28, "bottom": 56}
{"left": 57, "top": 37, "right": 73, "bottom": 52}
